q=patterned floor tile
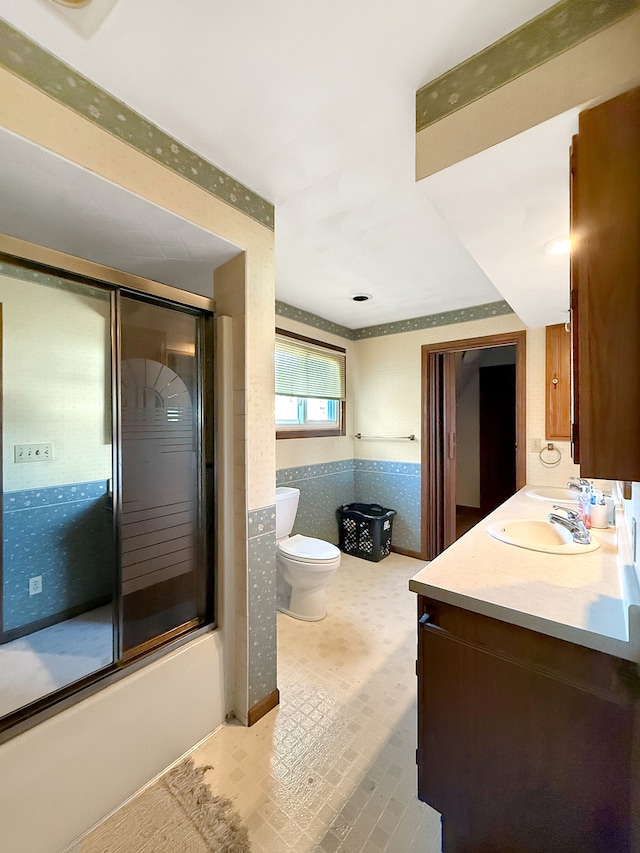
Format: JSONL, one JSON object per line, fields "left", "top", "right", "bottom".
{"left": 195, "top": 552, "right": 442, "bottom": 852}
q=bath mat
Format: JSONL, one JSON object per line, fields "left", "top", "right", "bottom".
{"left": 78, "top": 758, "right": 251, "bottom": 852}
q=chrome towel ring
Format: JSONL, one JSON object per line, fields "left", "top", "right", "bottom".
{"left": 539, "top": 442, "right": 562, "bottom": 467}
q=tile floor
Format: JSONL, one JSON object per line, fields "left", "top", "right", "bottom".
{"left": 194, "top": 551, "right": 441, "bottom": 852}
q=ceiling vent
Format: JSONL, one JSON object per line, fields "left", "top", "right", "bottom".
{"left": 45, "top": 0, "right": 121, "bottom": 36}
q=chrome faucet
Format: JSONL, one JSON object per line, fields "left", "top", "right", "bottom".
{"left": 567, "top": 477, "right": 592, "bottom": 492}
{"left": 548, "top": 505, "right": 591, "bottom": 544}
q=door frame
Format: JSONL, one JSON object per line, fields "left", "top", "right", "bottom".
{"left": 421, "top": 331, "right": 526, "bottom": 560}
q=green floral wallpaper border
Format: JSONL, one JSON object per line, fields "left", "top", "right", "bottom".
{"left": 275, "top": 300, "right": 355, "bottom": 339}
{"left": 0, "top": 20, "right": 274, "bottom": 230}
{"left": 416, "top": 0, "right": 640, "bottom": 132}
{"left": 276, "top": 299, "right": 514, "bottom": 341}
{"left": 352, "top": 300, "right": 514, "bottom": 339}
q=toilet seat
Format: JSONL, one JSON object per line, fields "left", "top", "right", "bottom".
{"left": 278, "top": 534, "right": 340, "bottom": 565}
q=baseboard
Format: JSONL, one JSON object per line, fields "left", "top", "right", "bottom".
{"left": 247, "top": 688, "right": 280, "bottom": 727}
{"left": 391, "top": 545, "right": 424, "bottom": 560}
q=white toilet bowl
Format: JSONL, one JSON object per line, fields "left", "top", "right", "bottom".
{"left": 275, "top": 487, "right": 341, "bottom": 621}
{"left": 277, "top": 534, "right": 341, "bottom": 621}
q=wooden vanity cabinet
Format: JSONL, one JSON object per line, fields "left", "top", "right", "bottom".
{"left": 570, "top": 85, "right": 640, "bottom": 480}
{"left": 416, "top": 595, "right": 640, "bottom": 852}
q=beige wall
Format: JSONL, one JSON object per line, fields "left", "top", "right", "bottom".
{"left": 355, "top": 316, "right": 579, "bottom": 484}
{"left": 416, "top": 9, "right": 640, "bottom": 179}
{"left": 526, "top": 325, "right": 580, "bottom": 486}
{"left": 0, "top": 273, "right": 112, "bottom": 490}
{"left": 276, "top": 311, "right": 581, "bottom": 489}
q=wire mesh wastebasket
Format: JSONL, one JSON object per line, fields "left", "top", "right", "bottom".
{"left": 336, "top": 503, "right": 397, "bottom": 562}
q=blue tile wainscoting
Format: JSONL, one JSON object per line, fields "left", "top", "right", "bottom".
{"left": 276, "top": 459, "right": 422, "bottom": 554}
{"left": 277, "top": 460, "right": 356, "bottom": 545}
{"left": 2, "top": 480, "right": 113, "bottom": 637}
{"left": 247, "top": 504, "right": 278, "bottom": 708}
{"left": 353, "top": 460, "right": 421, "bottom": 554}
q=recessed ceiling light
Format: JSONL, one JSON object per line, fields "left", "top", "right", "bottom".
{"left": 352, "top": 293, "right": 372, "bottom": 302}
{"left": 542, "top": 237, "right": 571, "bottom": 256}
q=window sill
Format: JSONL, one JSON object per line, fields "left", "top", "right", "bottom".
{"left": 276, "top": 427, "right": 345, "bottom": 439}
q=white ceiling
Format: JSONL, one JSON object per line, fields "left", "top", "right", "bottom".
{"left": 0, "top": 0, "right": 570, "bottom": 329}
{"left": 421, "top": 108, "right": 579, "bottom": 329}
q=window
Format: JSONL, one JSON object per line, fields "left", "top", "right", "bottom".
{"left": 275, "top": 328, "right": 346, "bottom": 438}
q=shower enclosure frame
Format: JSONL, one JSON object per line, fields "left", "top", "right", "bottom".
{"left": 0, "top": 233, "right": 216, "bottom": 740}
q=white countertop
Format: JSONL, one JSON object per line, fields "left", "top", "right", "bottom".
{"left": 409, "top": 486, "right": 640, "bottom": 661}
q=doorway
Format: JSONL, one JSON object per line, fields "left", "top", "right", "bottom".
{"left": 421, "top": 331, "right": 526, "bottom": 560}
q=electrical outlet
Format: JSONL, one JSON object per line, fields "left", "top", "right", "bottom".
{"left": 531, "top": 438, "right": 542, "bottom": 453}
{"left": 14, "top": 443, "right": 54, "bottom": 463}
{"left": 29, "top": 576, "right": 43, "bottom": 596}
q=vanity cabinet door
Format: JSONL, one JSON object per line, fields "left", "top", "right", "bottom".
{"left": 570, "top": 132, "right": 581, "bottom": 465}
{"left": 571, "top": 85, "right": 640, "bottom": 479}
{"left": 545, "top": 323, "right": 571, "bottom": 441}
{"left": 416, "top": 596, "right": 638, "bottom": 852}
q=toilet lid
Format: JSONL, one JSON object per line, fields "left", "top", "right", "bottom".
{"left": 278, "top": 534, "right": 340, "bottom": 562}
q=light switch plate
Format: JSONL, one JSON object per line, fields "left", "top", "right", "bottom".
{"left": 14, "top": 443, "right": 54, "bottom": 463}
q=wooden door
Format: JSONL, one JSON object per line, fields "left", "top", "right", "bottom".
{"left": 426, "top": 352, "right": 457, "bottom": 558}
{"left": 422, "top": 332, "right": 526, "bottom": 561}
{"left": 442, "top": 352, "right": 457, "bottom": 549}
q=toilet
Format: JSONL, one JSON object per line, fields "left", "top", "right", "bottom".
{"left": 275, "top": 486, "right": 341, "bottom": 621}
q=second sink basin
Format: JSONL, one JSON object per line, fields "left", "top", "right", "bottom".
{"left": 525, "top": 486, "right": 579, "bottom": 504}
{"left": 487, "top": 519, "right": 600, "bottom": 555}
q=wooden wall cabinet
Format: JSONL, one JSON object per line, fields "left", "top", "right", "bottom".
{"left": 417, "top": 596, "right": 640, "bottom": 852}
{"left": 570, "top": 85, "right": 640, "bottom": 480}
{"left": 545, "top": 323, "right": 571, "bottom": 441}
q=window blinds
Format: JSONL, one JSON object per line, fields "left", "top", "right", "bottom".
{"left": 275, "top": 333, "right": 346, "bottom": 400}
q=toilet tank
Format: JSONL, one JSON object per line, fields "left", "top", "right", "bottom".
{"left": 275, "top": 487, "right": 300, "bottom": 539}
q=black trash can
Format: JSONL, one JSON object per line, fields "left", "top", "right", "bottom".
{"left": 336, "top": 503, "right": 397, "bottom": 562}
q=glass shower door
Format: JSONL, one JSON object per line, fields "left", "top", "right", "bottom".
{"left": 119, "top": 296, "right": 208, "bottom": 656}
{"left": 0, "top": 255, "right": 215, "bottom": 728}
{"left": 0, "top": 265, "right": 115, "bottom": 720}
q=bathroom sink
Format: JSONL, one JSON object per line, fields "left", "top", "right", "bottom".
{"left": 525, "top": 486, "right": 579, "bottom": 504}
{"left": 486, "top": 519, "right": 600, "bottom": 555}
